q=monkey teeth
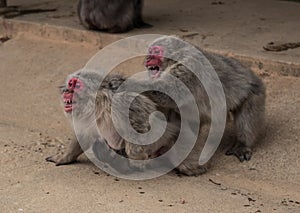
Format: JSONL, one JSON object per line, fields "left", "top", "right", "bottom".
{"left": 63, "top": 98, "right": 77, "bottom": 113}
{"left": 63, "top": 92, "right": 76, "bottom": 112}
{"left": 148, "top": 66, "right": 160, "bottom": 72}
{"left": 64, "top": 99, "right": 73, "bottom": 104}
{"left": 147, "top": 65, "right": 161, "bottom": 78}
{"left": 64, "top": 100, "right": 77, "bottom": 105}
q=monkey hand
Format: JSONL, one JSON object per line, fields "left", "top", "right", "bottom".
{"left": 45, "top": 152, "right": 78, "bottom": 166}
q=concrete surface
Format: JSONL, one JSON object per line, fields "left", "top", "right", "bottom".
{"left": 0, "top": 0, "right": 300, "bottom": 76}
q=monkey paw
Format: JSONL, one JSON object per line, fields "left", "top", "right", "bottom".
{"left": 45, "top": 154, "right": 76, "bottom": 166}
{"left": 225, "top": 144, "right": 252, "bottom": 162}
{"left": 176, "top": 162, "right": 208, "bottom": 176}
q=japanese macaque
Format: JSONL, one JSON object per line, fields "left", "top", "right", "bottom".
{"left": 46, "top": 71, "right": 188, "bottom": 173}
{"left": 77, "top": 0, "right": 152, "bottom": 33}
{"left": 143, "top": 36, "right": 266, "bottom": 163}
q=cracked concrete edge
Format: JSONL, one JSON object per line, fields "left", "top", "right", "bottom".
{"left": 1, "top": 18, "right": 299, "bottom": 77}
{"left": 236, "top": 55, "right": 300, "bottom": 77}
{"left": 0, "top": 18, "right": 123, "bottom": 48}
{"left": 209, "top": 49, "right": 300, "bottom": 77}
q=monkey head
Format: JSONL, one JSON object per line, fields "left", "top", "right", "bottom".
{"left": 62, "top": 76, "right": 84, "bottom": 113}
{"left": 61, "top": 71, "right": 126, "bottom": 118}
{"left": 145, "top": 36, "right": 186, "bottom": 79}
{"left": 61, "top": 71, "right": 101, "bottom": 118}
{"left": 145, "top": 45, "right": 164, "bottom": 78}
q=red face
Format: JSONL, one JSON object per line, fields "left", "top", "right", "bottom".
{"left": 63, "top": 77, "right": 84, "bottom": 113}
{"left": 145, "top": 46, "right": 164, "bottom": 78}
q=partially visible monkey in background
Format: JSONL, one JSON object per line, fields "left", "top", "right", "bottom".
{"left": 77, "top": 0, "right": 152, "bottom": 33}
{"left": 46, "top": 71, "right": 186, "bottom": 173}
{"left": 141, "top": 36, "right": 266, "bottom": 168}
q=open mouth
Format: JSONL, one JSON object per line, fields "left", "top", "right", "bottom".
{"left": 63, "top": 93, "right": 76, "bottom": 113}
{"left": 64, "top": 99, "right": 75, "bottom": 113}
{"left": 147, "top": 65, "right": 161, "bottom": 78}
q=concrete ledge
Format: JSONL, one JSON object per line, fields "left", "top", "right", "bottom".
{"left": 0, "top": 18, "right": 122, "bottom": 48}
{"left": 1, "top": 18, "right": 299, "bottom": 77}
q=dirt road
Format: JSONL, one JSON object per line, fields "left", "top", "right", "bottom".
{"left": 0, "top": 35, "right": 299, "bottom": 212}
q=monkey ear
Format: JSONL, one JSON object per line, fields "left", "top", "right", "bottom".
{"left": 108, "top": 77, "right": 125, "bottom": 91}
{"left": 108, "top": 76, "right": 125, "bottom": 90}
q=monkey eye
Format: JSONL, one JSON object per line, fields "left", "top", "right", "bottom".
{"left": 75, "top": 83, "right": 81, "bottom": 89}
{"left": 154, "top": 50, "right": 161, "bottom": 54}
{"left": 74, "top": 80, "right": 84, "bottom": 92}
{"left": 148, "top": 50, "right": 160, "bottom": 55}
{"left": 67, "top": 78, "right": 84, "bottom": 92}
{"left": 148, "top": 46, "right": 164, "bottom": 56}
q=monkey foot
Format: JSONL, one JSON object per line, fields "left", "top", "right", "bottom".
{"left": 134, "top": 20, "right": 153, "bottom": 29}
{"left": 225, "top": 144, "right": 252, "bottom": 162}
{"left": 176, "top": 162, "right": 208, "bottom": 176}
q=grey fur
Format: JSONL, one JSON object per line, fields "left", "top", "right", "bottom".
{"left": 46, "top": 71, "right": 181, "bottom": 173}
{"left": 77, "top": 0, "right": 151, "bottom": 33}
{"left": 46, "top": 37, "right": 266, "bottom": 177}
{"left": 143, "top": 36, "right": 266, "bottom": 170}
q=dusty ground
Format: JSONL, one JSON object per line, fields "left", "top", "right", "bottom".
{"left": 0, "top": 0, "right": 300, "bottom": 213}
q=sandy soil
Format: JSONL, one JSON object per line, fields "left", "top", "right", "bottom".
{"left": 0, "top": 33, "right": 299, "bottom": 212}
{"left": 0, "top": 0, "right": 300, "bottom": 212}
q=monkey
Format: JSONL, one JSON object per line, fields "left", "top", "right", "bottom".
{"left": 46, "top": 70, "right": 188, "bottom": 174}
{"left": 137, "top": 36, "right": 266, "bottom": 174}
{"left": 77, "top": 0, "right": 152, "bottom": 33}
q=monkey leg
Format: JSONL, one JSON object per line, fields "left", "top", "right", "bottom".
{"left": 46, "top": 138, "right": 91, "bottom": 166}
{"left": 175, "top": 124, "right": 210, "bottom": 176}
{"left": 133, "top": 18, "right": 153, "bottom": 28}
{"left": 107, "top": 25, "right": 128, "bottom": 33}
{"left": 175, "top": 146, "right": 209, "bottom": 176}
{"left": 176, "top": 159, "right": 208, "bottom": 176}
{"left": 226, "top": 92, "right": 265, "bottom": 162}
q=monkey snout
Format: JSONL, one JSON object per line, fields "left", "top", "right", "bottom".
{"left": 63, "top": 92, "right": 74, "bottom": 105}
{"left": 68, "top": 78, "right": 78, "bottom": 91}
{"left": 67, "top": 77, "right": 84, "bottom": 93}
{"left": 146, "top": 55, "right": 154, "bottom": 60}
{"left": 62, "top": 88, "right": 70, "bottom": 93}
